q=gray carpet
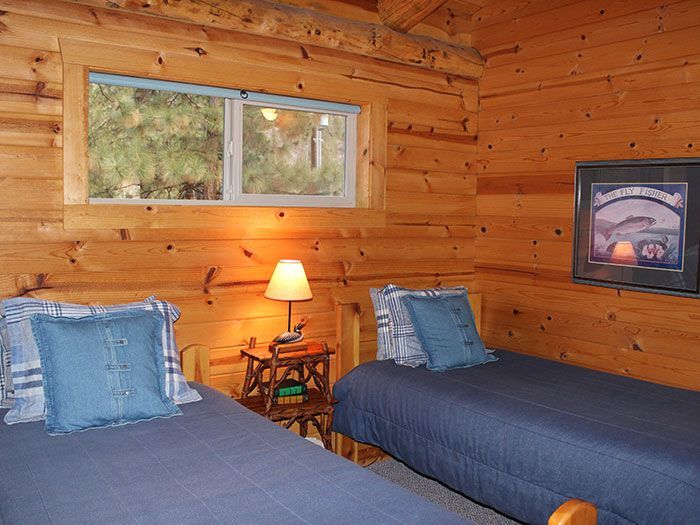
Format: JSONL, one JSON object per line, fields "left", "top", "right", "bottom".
{"left": 368, "top": 459, "right": 520, "bottom": 525}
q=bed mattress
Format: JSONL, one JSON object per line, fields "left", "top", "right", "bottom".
{"left": 333, "top": 349, "right": 700, "bottom": 524}
{"left": 0, "top": 384, "right": 467, "bottom": 524}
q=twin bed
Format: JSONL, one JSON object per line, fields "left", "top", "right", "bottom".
{"left": 0, "top": 344, "right": 466, "bottom": 524}
{"left": 332, "top": 297, "right": 700, "bottom": 524}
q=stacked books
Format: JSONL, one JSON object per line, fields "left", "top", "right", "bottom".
{"left": 272, "top": 378, "right": 308, "bottom": 405}
{"left": 276, "top": 394, "right": 308, "bottom": 405}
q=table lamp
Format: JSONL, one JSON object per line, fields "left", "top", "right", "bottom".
{"left": 265, "top": 259, "right": 313, "bottom": 343}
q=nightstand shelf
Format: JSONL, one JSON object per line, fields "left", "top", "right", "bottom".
{"left": 238, "top": 341, "right": 335, "bottom": 450}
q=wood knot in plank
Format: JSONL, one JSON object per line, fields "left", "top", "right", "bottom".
{"left": 204, "top": 266, "right": 221, "bottom": 285}
{"left": 185, "top": 46, "right": 207, "bottom": 56}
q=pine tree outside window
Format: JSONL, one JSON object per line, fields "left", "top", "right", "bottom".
{"left": 87, "top": 73, "right": 359, "bottom": 208}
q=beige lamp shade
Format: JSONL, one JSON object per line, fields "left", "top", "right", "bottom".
{"left": 264, "top": 260, "right": 313, "bottom": 302}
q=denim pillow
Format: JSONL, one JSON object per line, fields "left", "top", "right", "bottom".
{"left": 2, "top": 296, "right": 200, "bottom": 425}
{"left": 31, "top": 310, "right": 181, "bottom": 435}
{"left": 402, "top": 294, "right": 498, "bottom": 372}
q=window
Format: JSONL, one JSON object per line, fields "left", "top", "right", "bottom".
{"left": 87, "top": 73, "right": 359, "bottom": 207}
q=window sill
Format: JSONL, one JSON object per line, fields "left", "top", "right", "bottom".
{"left": 63, "top": 203, "right": 386, "bottom": 230}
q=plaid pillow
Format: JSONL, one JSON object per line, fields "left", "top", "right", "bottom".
{"left": 383, "top": 285, "right": 468, "bottom": 367}
{"left": 2, "top": 296, "right": 200, "bottom": 425}
{"left": 369, "top": 287, "right": 393, "bottom": 361}
{"left": 0, "top": 315, "right": 12, "bottom": 408}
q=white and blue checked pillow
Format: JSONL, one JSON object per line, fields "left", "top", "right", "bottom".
{"left": 2, "top": 296, "right": 201, "bottom": 425}
{"left": 371, "top": 285, "right": 468, "bottom": 367}
{"left": 0, "top": 315, "right": 12, "bottom": 409}
{"left": 369, "top": 287, "right": 393, "bottom": 361}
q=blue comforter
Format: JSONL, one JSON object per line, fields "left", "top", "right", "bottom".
{"left": 0, "top": 384, "right": 467, "bottom": 524}
{"left": 333, "top": 350, "right": 700, "bottom": 525}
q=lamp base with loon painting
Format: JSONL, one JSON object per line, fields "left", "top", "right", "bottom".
{"left": 273, "top": 319, "right": 306, "bottom": 345}
{"left": 264, "top": 259, "right": 313, "bottom": 348}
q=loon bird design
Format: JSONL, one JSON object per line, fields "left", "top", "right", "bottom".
{"left": 273, "top": 321, "right": 306, "bottom": 344}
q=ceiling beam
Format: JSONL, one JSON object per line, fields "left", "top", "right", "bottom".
{"left": 63, "top": 0, "right": 483, "bottom": 79}
{"left": 378, "top": 0, "right": 449, "bottom": 33}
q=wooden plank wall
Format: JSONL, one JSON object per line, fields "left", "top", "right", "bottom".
{"left": 0, "top": 0, "right": 478, "bottom": 396}
{"left": 472, "top": 0, "right": 700, "bottom": 390}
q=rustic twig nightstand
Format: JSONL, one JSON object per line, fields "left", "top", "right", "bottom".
{"left": 238, "top": 341, "right": 335, "bottom": 450}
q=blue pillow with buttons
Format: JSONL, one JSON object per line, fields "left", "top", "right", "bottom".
{"left": 30, "top": 310, "right": 180, "bottom": 435}
{"left": 401, "top": 294, "right": 497, "bottom": 372}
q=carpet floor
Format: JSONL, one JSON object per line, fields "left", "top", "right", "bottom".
{"left": 368, "top": 458, "right": 521, "bottom": 525}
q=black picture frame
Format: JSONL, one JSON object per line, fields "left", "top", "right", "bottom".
{"left": 573, "top": 158, "right": 700, "bottom": 298}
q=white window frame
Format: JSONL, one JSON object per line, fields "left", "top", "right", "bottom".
{"left": 224, "top": 99, "right": 357, "bottom": 208}
{"left": 87, "top": 73, "right": 359, "bottom": 208}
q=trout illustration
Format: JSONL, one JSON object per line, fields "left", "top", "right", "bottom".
{"left": 601, "top": 215, "right": 656, "bottom": 241}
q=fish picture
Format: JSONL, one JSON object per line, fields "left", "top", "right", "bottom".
{"left": 589, "top": 182, "right": 687, "bottom": 271}
{"left": 574, "top": 159, "right": 700, "bottom": 297}
{"left": 600, "top": 215, "right": 656, "bottom": 240}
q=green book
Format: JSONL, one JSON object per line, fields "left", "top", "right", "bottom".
{"left": 273, "top": 379, "right": 308, "bottom": 398}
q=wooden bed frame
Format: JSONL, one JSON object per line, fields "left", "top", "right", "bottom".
{"left": 333, "top": 294, "right": 597, "bottom": 525}
{"left": 180, "top": 344, "right": 211, "bottom": 385}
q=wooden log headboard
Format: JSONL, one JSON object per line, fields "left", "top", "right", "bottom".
{"left": 180, "top": 344, "right": 211, "bottom": 385}
{"left": 335, "top": 293, "right": 482, "bottom": 381}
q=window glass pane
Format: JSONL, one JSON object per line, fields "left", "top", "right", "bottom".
{"left": 88, "top": 83, "right": 224, "bottom": 200}
{"left": 241, "top": 105, "right": 346, "bottom": 196}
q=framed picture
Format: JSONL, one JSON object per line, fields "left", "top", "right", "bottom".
{"left": 573, "top": 158, "right": 700, "bottom": 298}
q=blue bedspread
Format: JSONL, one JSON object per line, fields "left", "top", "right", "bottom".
{"left": 333, "top": 350, "right": 700, "bottom": 525}
{"left": 0, "top": 384, "right": 467, "bottom": 524}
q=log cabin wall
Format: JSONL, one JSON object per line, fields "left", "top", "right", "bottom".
{"left": 0, "top": 1, "right": 478, "bottom": 395}
{"left": 472, "top": 0, "right": 700, "bottom": 390}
